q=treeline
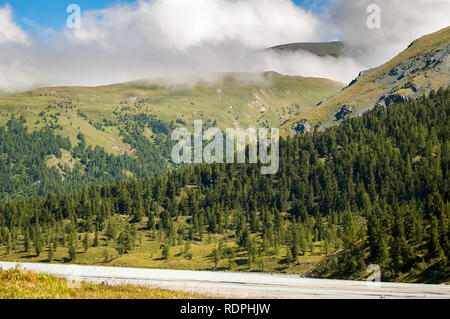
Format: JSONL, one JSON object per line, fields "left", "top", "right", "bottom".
{"left": 0, "top": 114, "right": 174, "bottom": 202}
{"left": 0, "top": 116, "right": 70, "bottom": 200}
{"left": 0, "top": 88, "right": 449, "bottom": 282}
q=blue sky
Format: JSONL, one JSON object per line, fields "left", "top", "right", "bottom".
{"left": 1, "top": 0, "right": 326, "bottom": 35}
{"left": 1, "top": 0, "right": 136, "bottom": 32}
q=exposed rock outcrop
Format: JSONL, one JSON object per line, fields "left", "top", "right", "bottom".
{"left": 335, "top": 105, "right": 353, "bottom": 120}
{"left": 291, "top": 120, "right": 312, "bottom": 134}
{"left": 377, "top": 93, "right": 407, "bottom": 108}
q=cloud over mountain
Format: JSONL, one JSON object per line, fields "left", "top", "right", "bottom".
{"left": 0, "top": 0, "right": 448, "bottom": 93}
{"left": 327, "top": 0, "right": 450, "bottom": 66}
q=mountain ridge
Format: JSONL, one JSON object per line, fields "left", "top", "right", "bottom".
{"left": 268, "top": 41, "right": 346, "bottom": 58}
{"left": 284, "top": 26, "right": 450, "bottom": 134}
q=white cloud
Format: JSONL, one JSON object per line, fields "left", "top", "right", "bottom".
{"left": 0, "top": 0, "right": 325, "bottom": 92}
{"left": 65, "top": 0, "right": 320, "bottom": 49}
{"left": 0, "top": 5, "right": 37, "bottom": 93}
{"left": 327, "top": 0, "right": 450, "bottom": 66}
{"left": 0, "top": 0, "right": 449, "bottom": 93}
{"left": 261, "top": 50, "right": 363, "bottom": 83}
{"left": 0, "top": 5, "right": 28, "bottom": 44}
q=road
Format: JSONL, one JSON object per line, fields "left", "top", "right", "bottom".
{"left": 1, "top": 261, "right": 449, "bottom": 299}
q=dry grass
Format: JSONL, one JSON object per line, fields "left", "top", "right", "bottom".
{"left": 0, "top": 268, "right": 208, "bottom": 299}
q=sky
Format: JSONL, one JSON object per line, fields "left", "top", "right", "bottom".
{"left": 0, "top": 0, "right": 448, "bottom": 93}
{"left": 2, "top": 0, "right": 325, "bottom": 35}
{"left": 0, "top": 0, "right": 137, "bottom": 34}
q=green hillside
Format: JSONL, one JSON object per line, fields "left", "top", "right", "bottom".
{"left": 0, "top": 72, "right": 343, "bottom": 201}
{"left": 1, "top": 72, "right": 342, "bottom": 154}
{"left": 284, "top": 26, "right": 450, "bottom": 134}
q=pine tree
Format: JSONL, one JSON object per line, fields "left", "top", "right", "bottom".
{"left": 247, "top": 238, "right": 258, "bottom": 266}
{"left": 429, "top": 216, "right": 444, "bottom": 260}
{"left": 83, "top": 233, "right": 89, "bottom": 252}
{"left": 161, "top": 244, "right": 170, "bottom": 260}
{"left": 24, "top": 230, "right": 30, "bottom": 252}
{"left": 212, "top": 247, "right": 220, "bottom": 269}
{"left": 68, "top": 240, "right": 76, "bottom": 261}
{"left": 103, "top": 249, "right": 110, "bottom": 262}
{"left": 48, "top": 244, "right": 54, "bottom": 262}
{"left": 290, "top": 242, "right": 299, "bottom": 264}
{"left": 33, "top": 233, "right": 43, "bottom": 257}
{"left": 93, "top": 229, "right": 99, "bottom": 247}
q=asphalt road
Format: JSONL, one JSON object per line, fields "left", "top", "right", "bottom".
{"left": 1, "top": 261, "right": 449, "bottom": 299}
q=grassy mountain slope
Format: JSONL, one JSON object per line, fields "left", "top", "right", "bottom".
{"left": 284, "top": 26, "right": 450, "bottom": 133}
{"left": 0, "top": 72, "right": 343, "bottom": 155}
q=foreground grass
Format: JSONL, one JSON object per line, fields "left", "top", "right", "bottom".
{"left": 0, "top": 268, "right": 207, "bottom": 299}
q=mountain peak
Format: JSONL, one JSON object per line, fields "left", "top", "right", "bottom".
{"left": 267, "top": 41, "right": 346, "bottom": 58}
